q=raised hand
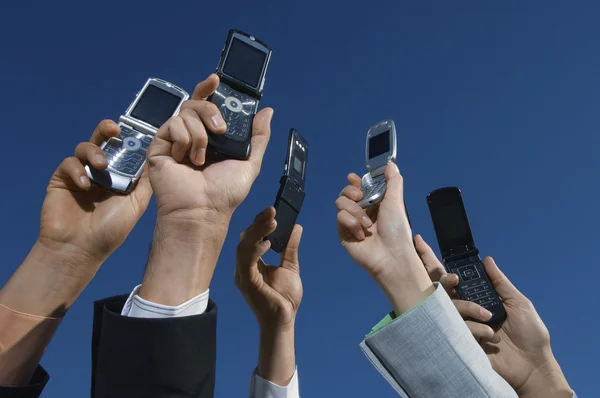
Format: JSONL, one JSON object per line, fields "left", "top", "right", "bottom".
{"left": 235, "top": 206, "right": 303, "bottom": 330}
{"left": 416, "top": 235, "right": 572, "bottom": 397}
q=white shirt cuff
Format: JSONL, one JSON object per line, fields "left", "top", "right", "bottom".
{"left": 120, "top": 284, "right": 210, "bottom": 318}
{"left": 249, "top": 367, "right": 299, "bottom": 398}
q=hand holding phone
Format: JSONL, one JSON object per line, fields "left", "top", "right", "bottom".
{"left": 427, "top": 187, "right": 507, "bottom": 325}
{"left": 86, "top": 78, "right": 189, "bottom": 193}
{"left": 208, "top": 30, "right": 272, "bottom": 160}
{"left": 358, "top": 120, "right": 397, "bottom": 208}
{"left": 266, "top": 129, "right": 308, "bottom": 253}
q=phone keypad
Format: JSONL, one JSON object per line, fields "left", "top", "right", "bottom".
{"left": 362, "top": 174, "right": 386, "bottom": 200}
{"left": 211, "top": 83, "right": 256, "bottom": 142}
{"left": 104, "top": 126, "right": 153, "bottom": 177}
{"left": 450, "top": 260, "right": 501, "bottom": 309}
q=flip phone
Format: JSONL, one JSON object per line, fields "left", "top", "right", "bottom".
{"left": 427, "top": 187, "right": 507, "bottom": 326}
{"left": 358, "top": 119, "right": 397, "bottom": 208}
{"left": 86, "top": 78, "right": 189, "bottom": 193}
{"left": 208, "top": 30, "right": 272, "bottom": 160}
{"left": 266, "top": 129, "right": 308, "bottom": 253}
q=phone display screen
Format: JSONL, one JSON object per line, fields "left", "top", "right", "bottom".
{"left": 429, "top": 192, "right": 474, "bottom": 256}
{"left": 130, "top": 85, "right": 181, "bottom": 129}
{"left": 368, "top": 130, "right": 390, "bottom": 159}
{"left": 223, "top": 38, "right": 267, "bottom": 88}
{"left": 288, "top": 139, "right": 307, "bottom": 189}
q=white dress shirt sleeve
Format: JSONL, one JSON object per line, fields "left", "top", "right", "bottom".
{"left": 249, "top": 367, "right": 299, "bottom": 398}
{"left": 120, "top": 284, "right": 210, "bottom": 318}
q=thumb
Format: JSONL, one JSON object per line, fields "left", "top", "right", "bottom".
{"left": 383, "top": 162, "right": 404, "bottom": 203}
{"left": 483, "top": 257, "right": 524, "bottom": 301}
{"left": 247, "top": 107, "right": 274, "bottom": 177}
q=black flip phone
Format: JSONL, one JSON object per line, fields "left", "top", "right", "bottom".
{"left": 208, "top": 29, "right": 272, "bottom": 160}
{"left": 266, "top": 129, "right": 308, "bottom": 253}
{"left": 427, "top": 187, "right": 507, "bottom": 326}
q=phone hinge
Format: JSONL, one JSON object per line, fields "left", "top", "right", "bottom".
{"left": 218, "top": 75, "right": 261, "bottom": 99}
{"left": 445, "top": 246, "right": 479, "bottom": 262}
{"left": 369, "top": 165, "right": 387, "bottom": 177}
{"left": 119, "top": 116, "right": 156, "bottom": 136}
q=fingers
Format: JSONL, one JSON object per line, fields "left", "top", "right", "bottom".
{"left": 414, "top": 234, "right": 446, "bottom": 282}
{"left": 247, "top": 107, "right": 274, "bottom": 177}
{"left": 281, "top": 224, "right": 303, "bottom": 272}
{"left": 237, "top": 207, "right": 278, "bottom": 271}
{"left": 339, "top": 185, "right": 364, "bottom": 202}
{"left": 55, "top": 157, "right": 91, "bottom": 190}
{"left": 179, "top": 109, "right": 209, "bottom": 165}
{"left": 74, "top": 142, "right": 108, "bottom": 170}
{"left": 466, "top": 321, "right": 501, "bottom": 344}
{"left": 483, "top": 257, "right": 523, "bottom": 301}
{"left": 335, "top": 195, "right": 371, "bottom": 229}
{"left": 439, "top": 273, "right": 460, "bottom": 297}
{"left": 191, "top": 74, "right": 220, "bottom": 101}
{"left": 454, "top": 299, "right": 494, "bottom": 323}
{"left": 382, "top": 162, "right": 404, "bottom": 203}
{"left": 180, "top": 100, "right": 227, "bottom": 134}
{"left": 347, "top": 173, "right": 362, "bottom": 189}
{"left": 337, "top": 210, "right": 365, "bottom": 241}
{"left": 89, "top": 119, "right": 120, "bottom": 146}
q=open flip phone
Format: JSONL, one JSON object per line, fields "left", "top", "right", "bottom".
{"left": 86, "top": 78, "right": 188, "bottom": 193}
{"left": 358, "top": 120, "right": 397, "bottom": 208}
{"left": 208, "top": 29, "right": 272, "bottom": 160}
{"left": 427, "top": 187, "right": 507, "bottom": 326}
{"left": 265, "top": 129, "right": 308, "bottom": 253}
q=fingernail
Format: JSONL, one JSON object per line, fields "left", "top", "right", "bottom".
{"left": 361, "top": 216, "right": 372, "bottom": 228}
{"left": 480, "top": 308, "right": 493, "bottom": 320}
{"left": 79, "top": 176, "right": 89, "bottom": 187}
{"left": 211, "top": 114, "right": 225, "bottom": 129}
{"left": 393, "top": 163, "right": 399, "bottom": 174}
{"left": 357, "top": 230, "right": 366, "bottom": 241}
{"left": 94, "top": 154, "right": 106, "bottom": 165}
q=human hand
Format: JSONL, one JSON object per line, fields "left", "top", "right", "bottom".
{"left": 40, "top": 119, "right": 152, "bottom": 265}
{"left": 417, "top": 235, "right": 571, "bottom": 397}
{"left": 335, "top": 163, "right": 433, "bottom": 314}
{"left": 147, "top": 74, "right": 273, "bottom": 223}
{"left": 235, "top": 207, "right": 303, "bottom": 330}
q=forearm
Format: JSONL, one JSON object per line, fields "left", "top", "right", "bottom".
{"left": 257, "top": 325, "right": 296, "bottom": 386}
{"left": 375, "top": 251, "right": 436, "bottom": 316}
{"left": 138, "top": 213, "right": 230, "bottom": 306}
{"left": 0, "top": 241, "right": 99, "bottom": 385}
{"left": 520, "top": 355, "right": 572, "bottom": 398}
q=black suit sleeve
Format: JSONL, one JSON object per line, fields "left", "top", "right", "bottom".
{"left": 91, "top": 295, "right": 217, "bottom": 398}
{"left": 0, "top": 366, "right": 49, "bottom": 398}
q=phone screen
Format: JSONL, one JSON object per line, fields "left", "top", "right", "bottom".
{"left": 130, "top": 85, "right": 182, "bottom": 129}
{"left": 288, "top": 137, "right": 307, "bottom": 189}
{"left": 429, "top": 190, "right": 475, "bottom": 256}
{"left": 223, "top": 37, "right": 267, "bottom": 88}
{"left": 368, "top": 130, "right": 390, "bottom": 159}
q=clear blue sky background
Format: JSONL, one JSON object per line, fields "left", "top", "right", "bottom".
{"left": 1, "top": 1, "right": 598, "bottom": 396}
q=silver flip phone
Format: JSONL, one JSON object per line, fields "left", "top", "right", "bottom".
{"left": 86, "top": 78, "right": 189, "bottom": 193}
{"left": 358, "top": 119, "right": 397, "bottom": 208}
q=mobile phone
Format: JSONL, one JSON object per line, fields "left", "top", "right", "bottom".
{"left": 265, "top": 129, "right": 308, "bottom": 253}
{"left": 208, "top": 29, "right": 272, "bottom": 160}
{"left": 427, "top": 187, "right": 507, "bottom": 326}
{"left": 358, "top": 119, "right": 397, "bottom": 208}
{"left": 86, "top": 78, "right": 189, "bottom": 193}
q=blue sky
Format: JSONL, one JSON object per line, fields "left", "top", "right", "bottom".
{"left": 1, "top": 1, "right": 598, "bottom": 396}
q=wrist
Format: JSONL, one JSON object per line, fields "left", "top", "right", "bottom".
{"left": 0, "top": 240, "right": 101, "bottom": 317}
{"left": 520, "top": 355, "right": 572, "bottom": 398}
{"left": 138, "top": 213, "right": 231, "bottom": 306}
{"left": 258, "top": 324, "right": 296, "bottom": 386}
{"left": 374, "top": 252, "right": 435, "bottom": 315}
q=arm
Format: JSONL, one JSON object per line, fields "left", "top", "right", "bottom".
{"left": 235, "top": 207, "right": 302, "bottom": 398}
{"left": 91, "top": 75, "right": 275, "bottom": 398}
{"left": 335, "top": 163, "right": 515, "bottom": 397}
{"left": 0, "top": 120, "right": 151, "bottom": 394}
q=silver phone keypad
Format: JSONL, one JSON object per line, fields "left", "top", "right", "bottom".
{"left": 362, "top": 174, "right": 387, "bottom": 200}
{"left": 211, "top": 83, "right": 256, "bottom": 142}
{"left": 104, "top": 126, "right": 153, "bottom": 177}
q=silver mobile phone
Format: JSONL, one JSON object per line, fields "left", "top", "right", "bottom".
{"left": 358, "top": 119, "right": 397, "bottom": 208}
{"left": 86, "top": 78, "right": 189, "bottom": 193}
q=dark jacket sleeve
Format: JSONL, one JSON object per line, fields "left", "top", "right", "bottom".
{"left": 91, "top": 295, "right": 217, "bottom": 398}
{"left": 0, "top": 366, "right": 49, "bottom": 398}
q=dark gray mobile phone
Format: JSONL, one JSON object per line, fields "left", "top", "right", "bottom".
{"left": 208, "top": 29, "right": 272, "bottom": 160}
{"left": 266, "top": 129, "right": 308, "bottom": 253}
{"left": 427, "top": 187, "right": 507, "bottom": 326}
